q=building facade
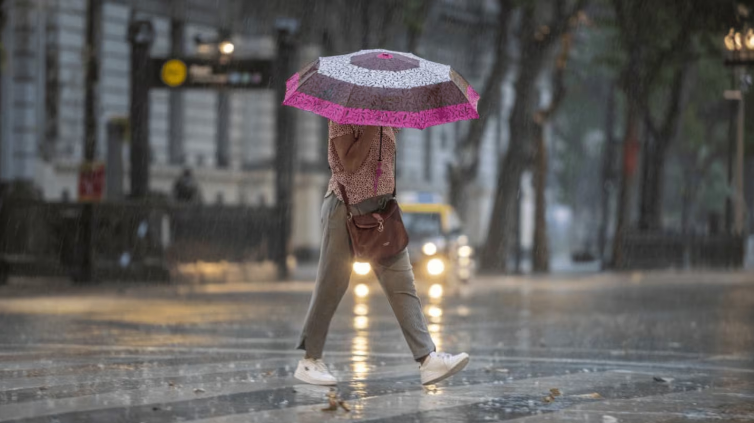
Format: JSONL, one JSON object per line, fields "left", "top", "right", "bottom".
{"left": 0, "top": 0, "right": 531, "bottom": 257}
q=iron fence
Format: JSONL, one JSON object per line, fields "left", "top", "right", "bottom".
{"left": 0, "top": 201, "right": 277, "bottom": 283}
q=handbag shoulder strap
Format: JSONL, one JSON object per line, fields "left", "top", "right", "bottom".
{"left": 392, "top": 128, "right": 397, "bottom": 198}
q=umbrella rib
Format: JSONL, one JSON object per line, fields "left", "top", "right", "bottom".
{"left": 342, "top": 83, "right": 358, "bottom": 124}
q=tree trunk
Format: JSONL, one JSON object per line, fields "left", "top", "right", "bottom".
{"left": 447, "top": 0, "right": 512, "bottom": 214}
{"left": 637, "top": 62, "right": 692, "bottom": 231}
{"left": 479, "top": 30, "right": 543, "bottom": 272}
{"left": 598, "top": 83, "right": 617, "bottom": 264}
{"left": 481, "top": 149, "right": 525, "bottom": 272}
{"left": 638, "top": 139, "right": 667, "bottom": 230}
{"left": 479, "top": 1, "right": 583, "bottom": 273}
{"left": 612, "top": 102, "right": 640, "bottom": 269}
{"left": 532, "top": 125, "right": 549, "bottom": 272}
{"left": 531, "top": 30, "right": 573, "bottom": 273}
{"left": 680, "top": 167, "right": 696, "bottom": 234}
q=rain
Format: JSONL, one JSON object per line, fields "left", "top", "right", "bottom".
{"left": 0, "top": 0, "right": 753, "bottom": 422}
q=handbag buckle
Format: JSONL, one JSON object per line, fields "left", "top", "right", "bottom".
{"left": 372, "top": 213, "right": 384, "bottom": 232}
{"left": 347, "top": 212, "right": 353, "bottom": 221}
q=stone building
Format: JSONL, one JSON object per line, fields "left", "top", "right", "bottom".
{"left": 0, "top": 0, "right": 525, "bottom": 257}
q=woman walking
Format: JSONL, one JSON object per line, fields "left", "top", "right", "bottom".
{"left": 294, "top": 120, "right": 469, "bottom": 386}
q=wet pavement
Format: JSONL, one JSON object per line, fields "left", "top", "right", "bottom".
{"left": 0, "top": 270, "right": 752, "bottom": 422}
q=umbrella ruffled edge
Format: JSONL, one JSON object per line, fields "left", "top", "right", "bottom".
{"left": 283, "top": 74, "right": 480, "bottom": 130}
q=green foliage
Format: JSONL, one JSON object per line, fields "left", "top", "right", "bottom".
{"left": 699, "top": 162, "right": 729, "bottom": 214}
{"left": 550, "top": 0, "right": 753, "bottom": 228}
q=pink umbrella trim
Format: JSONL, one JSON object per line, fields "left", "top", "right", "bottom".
{"left": 283, "top": 88, "right": 480, "bottom": 129}
{"left": 466, "top": 85, "right": 480, "bottom": 109}
{"left": 284, "top": 73, "right": 300, "bottom": 103}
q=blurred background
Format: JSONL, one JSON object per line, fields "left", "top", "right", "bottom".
{"left": 0, "top": 0, "right": 752, "bottom": 284}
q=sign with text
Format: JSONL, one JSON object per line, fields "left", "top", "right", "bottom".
{"left": 78, "top": 162, "right": 105, "bottom": 202}
{"left": 151, "top": 58, "right": 273, "bottom": 89}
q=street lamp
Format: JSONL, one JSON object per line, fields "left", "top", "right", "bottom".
{"left": 194, "top": 34, "right": 235, "bottom": 56}
{"left": 722, "top": 27, "right": 749, "bottom": 237}
{"left": 219, "top": 40, "right": 235, "bottom": 55}
{"left": 724, "top": 27, "right": 754, "bottom": 59}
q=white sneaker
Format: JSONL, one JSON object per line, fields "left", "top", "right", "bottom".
{"left": 294, "top": 358, "right": 337, "bottom": 386}
{"left": 420, "top": 352, "right": 470, "bottom": 385}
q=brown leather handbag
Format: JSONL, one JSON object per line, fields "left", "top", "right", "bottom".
{"left": 337, "top": 127, "right": 409, "bottom": 263}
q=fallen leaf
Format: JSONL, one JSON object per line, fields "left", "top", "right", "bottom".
{"left": 38, "top": 386, "right": 48, "bottom": 391}
{"left": 653, "top": 376, "right": 674, "bottom": 383}
{"left": 549, "top": 388, "right": 561, "bottom": 396}
{"left": 322, "top": 390, "right": 341, "bottom": 411}
{"left": 168, "top": 381, "right": 176, "bottom": 388}
{"left": 338, "top": 400, "right": 351, "bottom": 412}
{"left": 194, "top": 388, "right": 205, "bottom": 394}
{"left": 543, "top": 395, "right": 555, "bottom": 403}
{"left": 602, "top": 415, "right": 618, "bottom": 423}
{"left": 496, "top": 368, "right": 510, "bottom": 373}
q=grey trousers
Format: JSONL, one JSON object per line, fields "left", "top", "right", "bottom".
{"left": 296, "top": 193, "right": 436, "bottom": 360}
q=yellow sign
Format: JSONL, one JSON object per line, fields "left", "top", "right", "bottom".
{"left": 161, "top": 59, "right": 187, "bottom": 87}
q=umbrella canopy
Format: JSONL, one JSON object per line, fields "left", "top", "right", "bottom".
{"left": 283, "top": 49, "right": 479, "bottom": 129}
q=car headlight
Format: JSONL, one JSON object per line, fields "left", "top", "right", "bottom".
{"left": 422, "top": 242, "right": 437, "bottom": 256}
{"left": 427, "top": 258, "right": 445, "bottom": 275}
{"left": 458, "top": 245, "right": 473, "bottom": 258}
{"left": 353, "top": 262, "right": 371, "bottom": 275}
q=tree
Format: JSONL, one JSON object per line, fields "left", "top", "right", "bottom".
{"left": 448, "top": 0, "right": 514, "bottom": 212}
{"left": 609, "top": 0, "right": 751, "bottom": 265}
{"left": 531, "top": 23, "right": 579, "bottom": 273}
{"left": 480, "top": 0, "right": 586, "bottom": 273}
{"left": 669, "top": 56, "right": 734, "bottom": 233}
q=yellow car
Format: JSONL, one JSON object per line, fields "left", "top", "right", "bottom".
{"left": 351, "top": 196, "right": 475, "bottom": 298}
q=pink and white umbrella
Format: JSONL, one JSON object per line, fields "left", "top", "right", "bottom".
{"left": 283, "top": 49, "right": 480, "bottom": 129}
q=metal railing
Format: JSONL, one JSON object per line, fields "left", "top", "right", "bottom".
{"left": 0, "top": 200, "right": 277, "bottom": 283}
{"left": 619, "top": 232, "right": 745, "bottom": 270}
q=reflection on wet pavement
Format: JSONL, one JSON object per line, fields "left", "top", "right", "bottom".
{"left": 0, "top": 271, "right": 752, "bottom": 422}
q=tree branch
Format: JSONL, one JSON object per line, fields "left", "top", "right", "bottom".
{"left": 538, "top": 0, "right": 588, "bottom": 48}
{"left": 536, "top": 33, "right": 572, "bottom": 124}
{"left": 455, "top": 0, "right": 514, "bottom": 178}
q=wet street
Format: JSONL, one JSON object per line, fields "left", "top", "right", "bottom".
{"left": 0, "top": 271, "right": 752, "bottom": 422}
